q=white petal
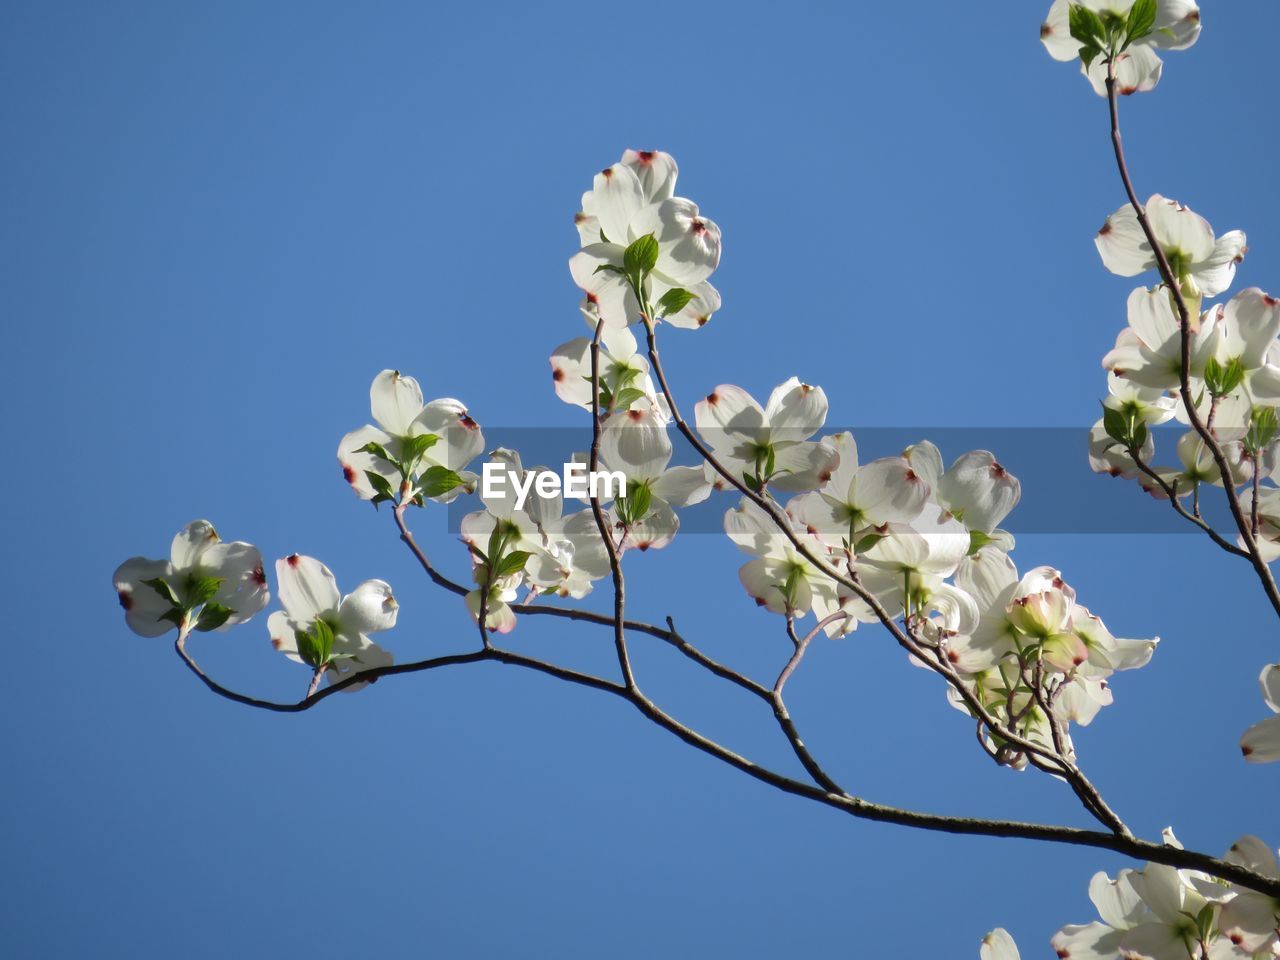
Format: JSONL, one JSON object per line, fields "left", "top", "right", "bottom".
{"left": 1241, "top": 714, "right": 1280, "bottom": 763}
{"left": 1152, "top": 0, "right": 1200, "bottom": 50}
{"left": 369, "top": 369, "right": 425, "bottom": 436}
{"left": 202, "top": 541, "right": 270, "bottom": 626}
{"left": 338, "top": 579, "right": 399, "bottom": 635}
{"left": 763, "top": 378, "right": 828, "bottom": 443}
{"left": 955, "top": 547, "right": 1018, "bottom": 610}
{"left": 1085, "top": 43, "right": 1162, "bottom": 98}
{"left": 621, "top": 149, "right": 678, "bottom": 203}
{"left": 1051, "top": 923, "right": 1126, "bottom": 960}
{"left": 1221, "top": 288, "right": 1278, "bottom": 368}
{"left": 630, "top": 197, "right": 722, "bottom": 286}
{"left": 276, "top": 554, "right": 341, "bottom": 621}
{"left": 651, "top": 464, "right": 713, "bottom": 508}
{"left": 267, "top": 610, "right": 305, "bottom": 664}
{"left": 1261, "top": 663, "right": 1280, "bottom": 713}
{"left": 851, "top": 457, "right": 930, "bottom": 525}
{"left": 1096, "top": 204, "right": 1155, "bottom": 277}
{"left": 938, "top": 451, "right": 1021, "bottom": 533}
{"left": 1040, "top": 0, "right": 1080, "bottom": 62}
{"left": 415, "top": 398, "right": 484, "bottom": 473}
{"left": 904, "top": 440, "right": 944, "bottom": 490}
{"left": 1147, "top": 194, "right": 1216, "bottom": 263}
{"left": 549, "top": 338, "right": 594, "bottom": 408}
{"left": 113, "top": 557, "right": 178, "bottom": 637}
{"left": 660, "top": 279, "right": 721, "bottom": 330}
{"left": 337, "top": 424, "right": 396, "bottom": 501}
{"left": 568, "top": 244, "right": 641, "bottom": 328}
{"left": 696, "top": 385, "right": 766, "bottom": 448}
{"left": 1195, "top": 230, "right": 1247, "bottom": 297}
{"left": 770, "top": 440, "right": 840, "bottom": 493}
{"left": 171, "top": 519, "right": 220, "bottom": 572}
{"left": 979, "top": 927, "right": 1020, "bottom": 960}
{"left": 600, "top": 408, "right": 672, "bottom": 482}
{"left": 585, "top": 163, "right": 646, "bottom": 244}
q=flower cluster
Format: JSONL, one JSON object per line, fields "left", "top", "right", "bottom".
{"left": 568, "top": 149, "right": 722, "bottom": 330}
{"left": 1050, "top": 832, "right": 1280, "bottom": 960}
{"left": 700, "top": 383, "right": 1157, "bottom": 766}
{"left": 114, "top": 521, "right": 397, "bottom": 692}
{"left": 1040, "top": 0, "right": 1201, "bottom": 97}
{"left": 1087, "top": 193, "right": 1280, "bottom": 761}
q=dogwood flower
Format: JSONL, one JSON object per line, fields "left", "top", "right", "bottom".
{"left": 550, "top": 306, "right": 670, "bottom": 419}
{"left": 696, "top": 379, "right": 839, "bottom": 493}
{"left": 569, "top": 150, "right": 722, "bottom": 329}
{"left": 1096, "top": 196, "right": 1245, "bottom": 298}
{"left": 1040, "top": 0, "right": 1201, "bottom": 97}
{"left": 789, "top": 432, "right": 930, "bottom": 550}
{"left": 337, "top": 370, "right": 484, "bottom": 506}
{"left": 1240, "top": 664, "right": 1280, "bottom": 763}
{"left": 266, "top": 554, "right": 396, "bottom": 688}
{"left": 114, "top": 520, "right": 269, "bottom": 636}
{"left": 1103, "top": 287, "right": 1219, "bottom": 391}
{"left": 726, "top": 498, "right": 837, "bottom": 616}
{"left": 1218, "top": 835, "right": 1280, "bottom": 954}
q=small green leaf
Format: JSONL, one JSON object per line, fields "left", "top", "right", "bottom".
{"left": 194, "top": 602, "right": 234, "bottom": 632}
{"left": 494, "top": 550, "right": 532, "bottom": 578}
{"left": 612, "top": 387, "right": 646, "bottom": 410}
{"left": 1125, "top": 0, "right": 1156, "bottom": 44}
{"left": 159, "top": 608, "right": 187, "bottom": 629}
{"left": 1068, "top": 4, "right": 1106, "bottom": 46}
{"left": 967, "top": 531, "right": 995, "bottom": 556}
{"left": 764, "top": 445, "right": 777, "bottom": 480}
{"left": 400, "top": 433, "right": 439, "bottom": 466}
{"left": 1079, "top": 43, "right": 1103, "bottom": 69}
{"left": 365, "top": 470, "right": 396, "bottom": 500}
{"left": 623, "top": 233, "right": 660, "bottom": 277}
{"left": 593, "top": 263, "right": 627, "bottom": 276}
{"left": 1249, "top": 405, "right": 1279, "bottom": 452}
{"left": 1102, "top": 405, "right": 1131, "bottom": 445}
{"left": 357, "top": 440, "right": 396, "bottom": 464}
{"left": 186, "top": 575, "right": 224, "bottom": 607}
{"left": 295, "top": 620, "right": 335, "bottom": 667}
{"left": 418, "top": 465, "right": 464, "bottom": 499}
{"left": 655, "top": 287, "right": 696, "bottom": 317}
{"left": 143, "top": 577, "right": 179, "bottom": 606}
{"left": 620, "top": 481, "right": 652, "bottom": 525}
{"left": 853, "top": 532, "right": 883, "bottom": 555}
{"left": 1203, "top": 356, "right": 1245, "bottom": 397}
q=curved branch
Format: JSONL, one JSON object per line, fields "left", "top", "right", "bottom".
{"left": 1104, "top": 68, "right": 1280, "bottom": 622}
{"left": 639, "top": 316, "right": 1130, "bottom": 837}
{"left": 171, "top": 628, "right": 1280, "bottom": 899}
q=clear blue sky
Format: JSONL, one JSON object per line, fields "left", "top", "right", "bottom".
{"left": 4, "top": 2, "right": 1278, "bottom": 956}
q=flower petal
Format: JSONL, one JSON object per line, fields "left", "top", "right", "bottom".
{"left": 276, "top": 554, "right": 341, "bottom": 621}
{"left": 370, "top": 369, "right": 426, "bottom": 436}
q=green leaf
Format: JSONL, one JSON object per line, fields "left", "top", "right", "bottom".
{"left": 295, "top": 620, "right": 335, "bottom": 668}
{"left": 400, "top": 433, "right": 439, "bottom": 466}
{"left": 193, "top": 602, "right": 233, "bottom": 632}
{"left": 1078, "top": 43, "right": 1103, "bottom": 69}
{"left": 159, "top": 608, "right": 187, "bottom": 629}
{"left": 1068, "top": 4, "right": 1106, "bottom": 47}
{"left": 142, "top": 577, "right": 179, "bottom": 606}
{"left": 1204, "top": 356, "right": 1245, "bottom": 397}
{"left": 1102, "top": 404, "right": 1132, "bottom": 445}
{"left": 655, "top": 287, "right": 696, "bottom": 317}
{"left": 853, "top": 533, "right": 883, "bottom": 554}
{"left": 763, "top": 445, "right": 777, "bottom": 480}
{"left": 494, "top": 550, "right": 532, "bottom": 578}
{"left": 593, "top": 262, "right": 626, "bottom": 276}
{"left": 620, "top": 480, "right": 652, "bottom": 525}
{"left": 357, "top": 440, "right": 396, "bottom": 464}
{"left": 612, "top": 387, "right": 646, "bottom": 410}
{"left": 1249, "top": 405, "right": 1279, "bottom": 451}
{"left": 1125, "top": 0, "right": 1156, "bottom": 44}
{"left": 623, "top": 233, "right": 659, "bottom": 277}
{"left": 418, "top": 465, "right": 463, "bottom": 499}
{"left": 186, "top": 575, "right": 224, "bottom": 607}
{"left": 365, "top": 470, "right": 396, "bottom": 500}
{"left": 967, "top": 531, "right": 995, "bottom": 556}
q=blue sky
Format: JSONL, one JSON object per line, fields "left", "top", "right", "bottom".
{"left": 4, "top": 1, "right": 1279, "bottom": 956}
